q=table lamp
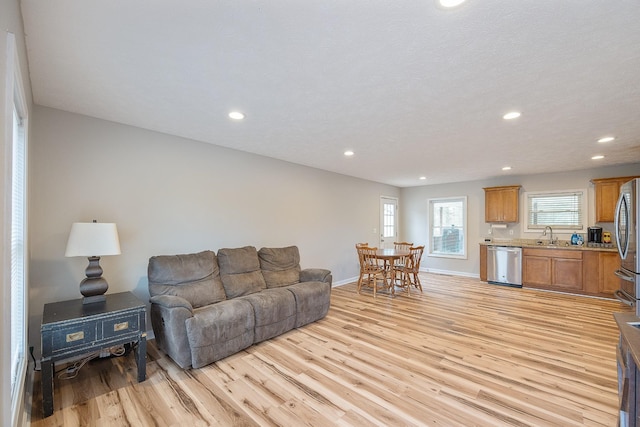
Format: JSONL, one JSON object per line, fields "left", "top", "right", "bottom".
{"left": 65, "top": 220, "right": 121, "bottom": 304}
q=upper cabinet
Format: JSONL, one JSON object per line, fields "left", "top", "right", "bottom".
{"left": 484, "top": 185, "right": 521, "bottom": 223}
{"left": 591, "top": 176, "right": 639, "bottom": 223}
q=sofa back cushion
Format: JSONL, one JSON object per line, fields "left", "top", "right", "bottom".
{"left": 217, "top": 246, "right": 267, "bottom": 298}
{"left": 258, "top": 246, "right": 301, "bottom": 288}
{"left": 148, "top": 250, "right": 226, "bottom": 308}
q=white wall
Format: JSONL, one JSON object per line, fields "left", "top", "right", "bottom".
{"left": 400, "top": 164, "right": 640, "bottom": 277}
{"left": 28, "top": 106, "right": 399, "bottom": 356}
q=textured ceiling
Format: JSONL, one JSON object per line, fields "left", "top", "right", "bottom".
{"left": 20, "top": 1, "right": 640, "bottom": 187}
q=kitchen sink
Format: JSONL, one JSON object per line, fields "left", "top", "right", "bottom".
{"left": 534, "top": 241, "right": 569, "bottom": 247}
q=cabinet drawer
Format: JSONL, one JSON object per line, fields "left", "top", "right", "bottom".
{"left": 523, "top": 248, "right": 582, "bottom": 259}
{"left": 102, "top": 314, "right": 140, "bottom": 339}
{"left": 51, "top": 323, "right": 97, "bottom": 353}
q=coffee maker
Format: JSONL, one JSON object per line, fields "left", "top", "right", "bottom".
{"left": 588, "top": 226, "right": 602, "bottom": 246}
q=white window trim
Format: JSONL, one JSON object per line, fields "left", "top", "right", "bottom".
{"left": 523, "top": 189, "right": 587, "bottom": 233}
{"left": 428, "top": 196, "right": 467, "bottom": 260}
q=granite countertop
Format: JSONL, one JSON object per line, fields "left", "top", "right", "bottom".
{"left": 479, "top": 239, "right": 618, "bottom": 252}
{"left": 615, "top": 312, "right": 640, "bottom": 367}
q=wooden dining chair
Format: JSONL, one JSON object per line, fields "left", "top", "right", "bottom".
{"left": 393, "top": 242, "right": 413, "bottom": 251}
{"left": 393, "top": 245, "right": 424, "bottom": 296}
{"left": 355, "top": 243, "right": 369, "bottom": 291}
{"left": 391, "top": 242, "right": 413, "bottom": 286}
{"left": 356, "top": 246, "right": 388, "bottom": 297}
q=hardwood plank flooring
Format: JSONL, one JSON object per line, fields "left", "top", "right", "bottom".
{"left": 29, "top": 273, "right": 632, "bottom": 426}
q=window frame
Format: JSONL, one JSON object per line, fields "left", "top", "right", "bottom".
{"left": 428, "top": 196, "right": 467, "bottom": 259}
{"left": 524, "top": 189, "right": 587, "bottom": 233}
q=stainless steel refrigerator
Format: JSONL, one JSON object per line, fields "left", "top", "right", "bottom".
{"left": 614, "top": 178, "right": 640, "bottom": 314}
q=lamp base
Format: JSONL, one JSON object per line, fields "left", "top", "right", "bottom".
{"left": 80, "top": 256, "right": 109, "bottom": 304}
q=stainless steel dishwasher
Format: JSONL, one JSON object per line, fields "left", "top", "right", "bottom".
{"left": 486, "top": 245, "right": 522, "bottom": 287}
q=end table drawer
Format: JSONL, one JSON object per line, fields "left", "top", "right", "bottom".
{"left": 52, "top": 324, "right": 97, "bottom": 352}
{"left": 102, "top": 314, "right": 140, "bottom": 338}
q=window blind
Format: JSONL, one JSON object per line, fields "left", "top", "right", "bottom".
{"left": 527, "top": 191, "right": 584, "bottom": 229}
{"left": 11, "top": 105, "right": 26, "bottom": 398}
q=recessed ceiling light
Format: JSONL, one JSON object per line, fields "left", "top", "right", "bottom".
{"left": 598, "top": 136, "right": 615, "bottom": 143}
{"left": 592, "top": 155, "right": 605, "bottom": 160}
{"left": 502, "top": 166, "right": 512, "bottom": 171}
{"left": 439, "top": 0, "right": 466, "bottom": 8}
{"left": 440, "top": 0, "right": 465, "bottom": 8}
{"left": 344, "top": 150, "right": 354, "bottom": 157}
{"left": 228, "top": 111, "right": 245, "bottom": 120}
{"left": 419, "top": 176, "right": 427, "bottom": 180}
{"left": 503, "top": 111, "right": 521, "bottom": 120}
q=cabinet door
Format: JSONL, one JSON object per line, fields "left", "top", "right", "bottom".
{"left": 523, "top": 256, "right": 552, "bottom": 286}
{"left": 595, "top": 180, "right": 622, "bottom": 223}
{"left": 600, "top": 251, "right": 621, "bottom": 295}
{"left": 479, "top": 244, "right": 487, "bottom": 282}
{"left": 501, "top": 188, "right": 519, "bottom": 222}
{"left": 485, "top": 190, "right": 504, "bottom": 222}
{"left": 552, "top": 258, "right": 583, "bottom": 291}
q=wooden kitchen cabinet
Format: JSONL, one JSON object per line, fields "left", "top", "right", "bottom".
{"left": 523, "top": 248, "right": 583, "bottom": 292}
{"left": 522, "top": 251, "right": 552, "bottom": 286}
{"left": 479, "top": 244, "right": 487, "bottom": 282}
{"left": 583, "top": 250, "right": 621, "bottom": 296}
{"left": 484, "top": 185, "right": 521, "bottom": 223}
{"left": 592, "top": 176, "right": 639, "bottom": 223}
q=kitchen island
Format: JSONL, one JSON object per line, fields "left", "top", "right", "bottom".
{"left": 615, "top": 312, "right": 640, "bottom": 425}
{"left": 480, "top": 241, "right": 620, "bottom": 298}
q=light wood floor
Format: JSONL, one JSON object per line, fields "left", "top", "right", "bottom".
{"left": 30, "top": 273, "right": 632, "bottom": 426}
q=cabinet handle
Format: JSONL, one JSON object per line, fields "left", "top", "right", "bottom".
{"left": 114, "top": 321, "right": 129, "bottom": 331}
{"left": 66, "top": 331, "right": 84, "bottom": 342}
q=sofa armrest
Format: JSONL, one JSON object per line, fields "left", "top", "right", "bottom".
{"left": 300, "top": 268, "right": 332, "bottom": 285}
{"left": 149, "top": 294, "right": 195, "bottom": 369}
{"left": 150, "top": 294, "right": 194, "bottom": 313}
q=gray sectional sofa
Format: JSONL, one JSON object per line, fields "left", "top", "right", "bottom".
{"left": 147, "top": 245, "right": 332, "bottom": 369}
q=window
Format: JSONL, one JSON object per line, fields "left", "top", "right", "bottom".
{"left": 5, "top": 32, "right": 28, "bottom": 427}
{"left": 11, "top": 105, "right": 26, "bottom": 402}
{"left": 382, "top": 201, "right": 395, "bottom": 238}
{"left": 525, "top": 190, "right": 586, "bottom": 232}
{"left": 429, "top": 197, "right": 467, "bottom": 259}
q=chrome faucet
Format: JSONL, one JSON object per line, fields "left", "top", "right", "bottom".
{"left": 543, "top": 226, "right": 555, "bottom": 245}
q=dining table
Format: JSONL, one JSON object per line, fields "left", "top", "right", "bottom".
{"left": 373, "top": 248, "right": 410, "bottom": 289}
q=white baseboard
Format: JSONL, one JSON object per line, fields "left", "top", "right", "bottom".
{"left": 332, "top": 276, "right": 359, "bottom": 287}
{"left": 332, "top": 270, "right": 480, "bottom": 287}
{"left": 420, "top": 267, "right": 480, "bottom": 279}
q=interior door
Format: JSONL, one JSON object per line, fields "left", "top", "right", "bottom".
{"left": 380, "top": 196, "right": 398, "bottom": 249}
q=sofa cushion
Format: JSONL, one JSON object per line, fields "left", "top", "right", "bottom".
{"left": 185, "top": 299, "right": 255, "bottom": 368}
{"left": 239, "top": 288, "right": 296, "bottom": 343}
{"left": 148, "top": 251, "right": 226, "bottom": 309}
{"left": 258, "top": 246, "right": 301, "bottom": 288}
{"left": 286, "top": 281, "right": 331, "bottom": 328}
{"left": 218, "top": 246, "right": 267, "bottom": 298}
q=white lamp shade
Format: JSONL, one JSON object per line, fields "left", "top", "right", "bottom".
{"left": 65, "top": 222, "right": 121, "bottom": 257}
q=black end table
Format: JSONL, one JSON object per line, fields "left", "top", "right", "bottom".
{"left": 40, "top": 291, "right": 147, "bottom": 417}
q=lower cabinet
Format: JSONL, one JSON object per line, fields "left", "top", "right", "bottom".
{"left": 522, "top": 247, "right": 619, "bottom": 297}
{"left": 583, "top": 251, "right": 621, "bottom": 296}
{"left": 523, "top": 248, "right": 583, "bottom": 291}
{"left": 479, "top": 244, "right": 487, "bottom": 282}
{"left": 615, "top": 313, "right": 640, "bottom": 427}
